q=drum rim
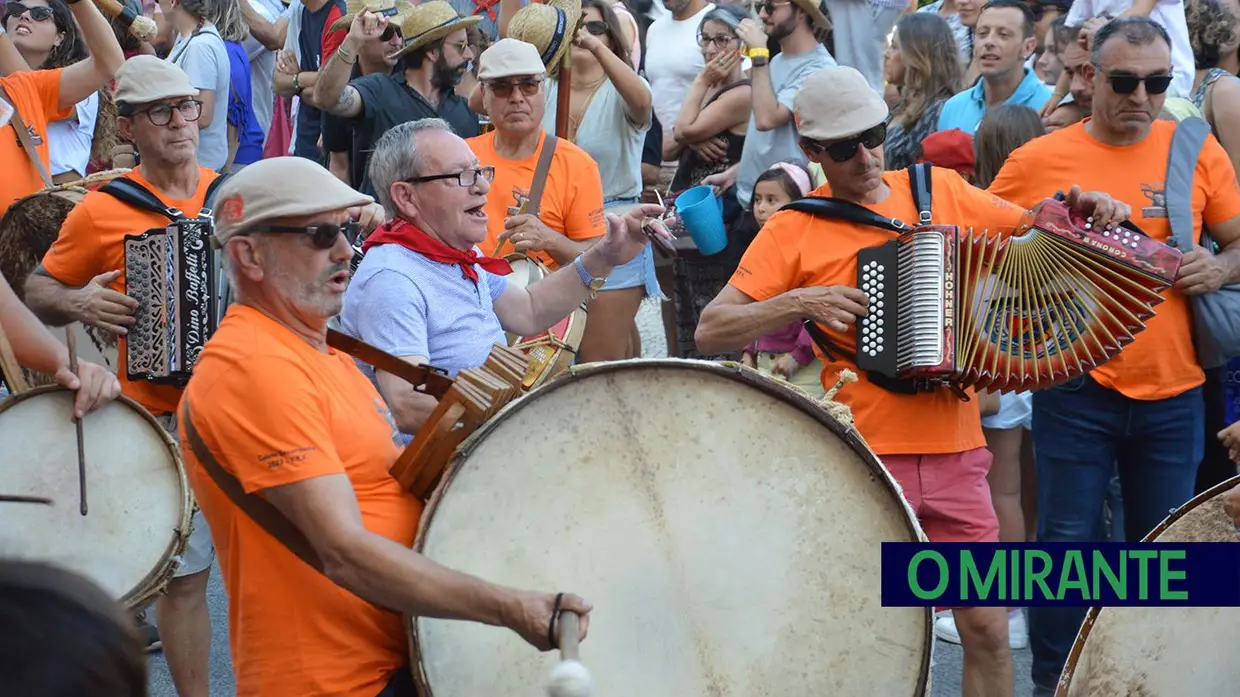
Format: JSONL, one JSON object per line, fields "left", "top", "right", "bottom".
{"left": 1053, "top": 472, "right": 1240, "bottom": 697}
{"left": 404, "top": 358, "right": 934, "bottom": 697}
{"left": 0, "top": 384, "right": 193, "bottom": 610}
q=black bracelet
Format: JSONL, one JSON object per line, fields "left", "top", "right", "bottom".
{"left": 547, "top": 592, "right": 564, "bottom": 650}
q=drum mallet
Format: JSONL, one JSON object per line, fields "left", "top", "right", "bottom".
{"left": 92, "top": 0, "right": 158, "bottom": 42}
{"left": 66, "top": 328, "right": 87, "bottom": 516}
{"left": 546, "top": 601, "right": 593, "bottom": 697}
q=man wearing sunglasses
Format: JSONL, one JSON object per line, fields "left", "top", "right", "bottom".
{"left": 0, "top": 0, "right": 125, "bottom": 213}
{"left": 696, "top": 65, "right": 1131, "bottom": 697}
{"left": 175, "top": 155, "right": 590, "bottom": 697}
{"left": 313, "top": 2, "right": 480, "bottom": 196}
{"left": 701, "top": 0, "right": 835, "bottom": 213}
{"left": 986, "top": 17, "right": 1240, "bottom": 697}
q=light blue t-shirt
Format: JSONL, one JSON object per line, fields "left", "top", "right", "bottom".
{"left": 339, "top": 242, "right": 509, "bottom": 441}
{"left": 937, "top": 68, "right": 1053, "bottom": 136}
{"left": 736, "top": 43, "right": 837, "bottom": 209}
{"left": 168, "top": 24, "right": 231, "bottom": 171}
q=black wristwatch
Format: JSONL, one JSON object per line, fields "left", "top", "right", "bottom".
{"left": 751, "top": 56, "right": 769, "bottom": 67}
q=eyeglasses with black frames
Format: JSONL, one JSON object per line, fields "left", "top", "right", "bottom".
{"left": 800, "top": 121, "right": 889, "bottom": 164}
{"left": 404, "top": 166, "right": 496, "bottom": 188}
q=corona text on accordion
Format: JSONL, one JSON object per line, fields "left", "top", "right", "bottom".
{"left": 855, "top": 197, "right": 1184, "bottom": 393}
{"left": 124, "top": 215, "right": 218, "bottom": 387}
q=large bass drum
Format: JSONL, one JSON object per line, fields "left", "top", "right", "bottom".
{"left": 1056, "top": 474, "right": 1240, "bottom": 696}
{"left": 408, "top": 360, "right": 933, "bottom": 696}
{"left": 0, "top": 386, "right": 192, "bottom": 609}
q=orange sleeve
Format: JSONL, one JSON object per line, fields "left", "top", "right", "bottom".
{"left": 951, "top": 174, "right": 1031, "bottom": 236}
{"left": 194, "top": 356, "right": 346, "bottom": 494}
{"left": 1198, "top": 136, "right": 1240, "bottom": 230}
{"left": 984, "top": 148, "right": 1040, "bottom": 209}
{"left": 39, "top": 201, "right": 104, "bottom": 287}
{"left": 728, "top": 214, "right": 801, "bottom": 302}
{"left": 26, "top": 67, "right": 72, "bottom": 122}
{"left": 564, "top": 150, "right": 606, "bottom": 241}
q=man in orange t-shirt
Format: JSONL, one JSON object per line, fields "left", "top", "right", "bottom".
{"left": 0, "top": 0, "right": 125, "bottom": 212}
{"left": 696, "top": 66, "right": 1130, "bottom": 697}
{"left": 467, "top": 38, "right": 642, "bottom": 363}
{"left": 25, "top": 55, "right": 224, "bottom": 697}
{"left": 986, "top": 18, "right": 1240, "bottom": 697}
{"left": 183, "top": 156, "right": 592, "bottom": 697}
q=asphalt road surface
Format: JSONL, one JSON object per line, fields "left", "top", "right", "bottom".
{"left": 148, "top": 302, "right": 1036, "bottom": 697}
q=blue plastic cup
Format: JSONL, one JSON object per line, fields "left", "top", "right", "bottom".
{"left": 675, "top": 185, "right": 727, "bottom": 256}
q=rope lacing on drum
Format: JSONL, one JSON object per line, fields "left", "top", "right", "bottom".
{"left": 818, "top": 369, "right": 858, "bottom": 429}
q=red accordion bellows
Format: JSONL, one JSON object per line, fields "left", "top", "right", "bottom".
{"left": 856, "top": 198, "right": 1183, "bottom": 393}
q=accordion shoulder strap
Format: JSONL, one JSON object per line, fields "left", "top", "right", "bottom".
{"left": 779, "top": 197, "right": 911, "bottom": 232}
{"left": 100, "top": 178, "right": 185, "bottom": 221}
{"left": 1166, "top": 116, "right": 1211, "bottom": 253}
{"left": 907, "top": 163, "right": 932, "bottom": 225}
{"left": 101, "top": 171, "right": 233, "bottom": 221}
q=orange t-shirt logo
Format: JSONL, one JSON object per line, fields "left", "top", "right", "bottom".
{"left": 1140, "top": 182, "right": 1167, "bottom": 219}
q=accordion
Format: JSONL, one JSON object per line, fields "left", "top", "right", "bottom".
{"left": 124, "top": 216, "right": 217, "bottom": 387}
{"left": 855, "top": 197, "right": 1184, "bottom": 393}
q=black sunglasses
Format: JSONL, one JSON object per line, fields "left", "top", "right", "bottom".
{"left": 1103, "top": 71, "right": 1173, "bottom": 95}
{"left": 246, "top": 222, "right": 362, "bottom": 249}
{"left": 584, "top": 20, "right": 607, "bottom": 35}
{"left": 801, "top": 122, "right": 888, "bottom": 163}
{"left": 5, "top": 2, "right": 54, "bottom": 22}
{"left": 379, "top": 24, "right": 401, "bottom": 42}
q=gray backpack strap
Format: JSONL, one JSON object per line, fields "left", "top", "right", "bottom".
{"left": 1166, "top": 117, "right": 1211, "bottom": 253}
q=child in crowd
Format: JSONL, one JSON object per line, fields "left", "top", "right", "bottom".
{"left": 739, "top": 162, "right": 825, "bottom": 399}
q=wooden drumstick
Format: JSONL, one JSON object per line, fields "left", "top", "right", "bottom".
{"left": 92, "top": 0, "right": 158, "bottom": 41}
{"left": 546, "top": 610, "right": 593, "bottom": 697}
{"left": 66, "top": 329, "right": 87, "bottom": 517}
{"left": 0, "top": 494, "right": 53, "bottom": 505}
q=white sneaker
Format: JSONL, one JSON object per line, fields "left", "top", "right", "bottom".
{"left": 934, "top": 610, "right": 1029, "bottom": 650}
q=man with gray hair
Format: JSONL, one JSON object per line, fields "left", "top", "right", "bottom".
{"left": 339, "top": 117, "right": 670, "bottom": 441}
{"left": 986, "top": 17, "right": 1240, "bottom": 696}
{"left": 179, "top": 155, "right": 590, "bottom": 697}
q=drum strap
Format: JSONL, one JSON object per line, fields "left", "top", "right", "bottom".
{"left": 180, "top": 399, "right": 328, "bottom": 574}
{"left": 0, "top": 85, "right": 53, "bottom": 189}
{"left": 180, "top": 332, "right": 460, "bottom": 574}
{"left": 525, "top": 134, "right": 558, "bottom": 219}
{"left": 326, "top": 329, "right": 454, "bottom": 399}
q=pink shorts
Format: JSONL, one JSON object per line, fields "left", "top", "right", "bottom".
{"left": 883, "top": 447, "right": 1000, "bottom": 545}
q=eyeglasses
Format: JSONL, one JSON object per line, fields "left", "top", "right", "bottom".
{"left": 404, "top": 166, "right": 495, "bottom": 188}
{"left": 485, "top": 78, "right": 542, "bottom": 98}
{"left": 244, "top": 222, "right": 362, "bottom": 249}
{"left": 380, "top": 25, "right": 402, "bottom": 42}
{"left": 801, "top": 122, "right": 888, "bottom": 164}
{"left": 755, "top": 0, "right": 791, "bottom": 15}
{"left": 584, "top": 20, "right": 608, "bottom": 35}
{"left": 1102, "top": 71, "right": 1173, "bottom": 95}
{"left": 135, "top": 99, "right": 203, "bottom": 126}
{"left": 697, "top": 33, "right": 736, "bottom": 49}
{"left": 442, "top": 38, "right": 469, "bottom": 52}
{"left": 4, "top": 2, "right": 53, "bottom": 22}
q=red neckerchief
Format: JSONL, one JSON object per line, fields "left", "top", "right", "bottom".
{"left": 362, "top": 218, "right": 512, "bottom": 284}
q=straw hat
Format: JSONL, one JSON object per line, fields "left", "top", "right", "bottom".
{"left": 791, "top": 0, "right": 832, "bottom": 32}
{"left": 389, "top": 1, "right": 482, "bottom": 61}
{"left": 506, "top": 0, "right": 581, "bottom": 73}
{"left": 328, "top": 0, "right": 417, "bottom": 34}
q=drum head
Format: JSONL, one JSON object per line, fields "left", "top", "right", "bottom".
{"left": 1057, "top": 476, "right": 1240, "bottom": 696}
{"left": 412, "top": 360, "right": 932, "bottom": 697}
{"left": 0, "top": 387, "right": 190, "bottom": 608}
{"left": 505, "top": 254, "right": 547, "bottom": 293}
